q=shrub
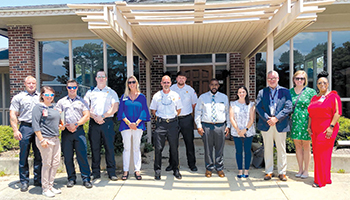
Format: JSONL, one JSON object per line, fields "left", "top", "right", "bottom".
{"left": 0, "top": 126, "right": 19, "bottom": 153}
{"left": 337, "top": 116, "right": 350, "bottom": 142}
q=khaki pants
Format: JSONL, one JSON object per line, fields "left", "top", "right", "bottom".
{"left": 261, "top": 126, "right": 287, "bottom": 175}
{"left": 36, "top": 136, "right": 61, "bottom": 192}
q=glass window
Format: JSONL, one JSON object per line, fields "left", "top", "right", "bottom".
{"left": 39, "top": 41, "right": 69, "bottom": 101}
{"left": 294, "top": 32, "right": 328, "bottom": 89}
{"left": 215, "top": 54, "right": 227, "bottom": 62}
{"left": 274, "top": 41, "right": 290, "bottom": 88}
{"left": 0, "top": 111, "right": 2, "bottom": 125}
{"left": 255, "top": 52, "right": 266, "bottom": 96}
{"left": 73, "top": 39, "right": 103, "bottom": 97}
{"left": 0, "top": 74, "right": 2, "bottom": 108}
{"left": 165, "top": 67, "right": 178, "bottom": 84}
{"left": 166, "top": 55, "right": 177, "bottom": 64}
{"left": 215, "top": 65, "right": 228, "bottom": 93}
{"left": 181, "top": 54, "right": 212, "bottom": 63}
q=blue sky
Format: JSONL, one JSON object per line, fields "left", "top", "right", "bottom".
{"left": 0, "top": 0, "right": 121, "bottom": 48}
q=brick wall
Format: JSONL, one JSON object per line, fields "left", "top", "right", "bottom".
{"left": 8, "top": 25, "right": 35, "bottom": 97}
{"left": 139, "top": 55, "right": 164, "bottom": 97}
{"left": 229, "top": 53, "right": 256, "bottom": 101}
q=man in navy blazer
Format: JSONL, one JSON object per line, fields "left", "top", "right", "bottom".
{"left": 256, "top": 70, "right": 292, "bottom": 181}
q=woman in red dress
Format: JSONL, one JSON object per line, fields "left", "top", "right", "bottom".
{"left": 307, "top": 71, "right": 342, "bottom": 188}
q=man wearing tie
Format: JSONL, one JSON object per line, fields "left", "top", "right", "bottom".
{"left": 256, "top": 70, "right": 292, "bottom": 181}
{"left": 195, "top": 79, "right": 230, "bottom": 178}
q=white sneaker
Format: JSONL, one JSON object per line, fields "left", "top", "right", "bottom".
{"left": 42, "top": 190, "right": 55, "bottom": 197}
{"left": 50, "top": 187, "right": 61, "bottom": 194}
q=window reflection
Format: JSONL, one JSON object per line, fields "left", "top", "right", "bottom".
{"left": 294, "top": 32, "right": 328, "bottom": 89}
{"left": 73, "top": 39, "right": 103, "bottom": 96}
{"left": 274, "top": 41, "right": 290, "bottom": 88}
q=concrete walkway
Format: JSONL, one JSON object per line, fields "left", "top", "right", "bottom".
{"left": 0, "top": 139, "right": 349, "bottom": 200}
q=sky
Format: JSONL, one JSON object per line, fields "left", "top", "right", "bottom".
{"left": 0, "top": 0, "right": 121, "bottom": 49}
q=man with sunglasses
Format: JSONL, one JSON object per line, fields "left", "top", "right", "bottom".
{"left": 9, "top": 76, "right": 42, "bottom": 192}
{"left": 169, "top": 71, "right": 198, "bottom": 172}
{"left": 56, "top": 79, "right": 92, "bottom": 188}
{"left": 84, "top": 70, "right": 119, "bottom": 181}
{"left": 150, "top": 75, "right": 183, "bottom": 180}
{"left": 256, "top": 70, "right": 292, "bottom": 181}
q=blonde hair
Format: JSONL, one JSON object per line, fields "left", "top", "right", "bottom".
{"left": 124, "top": 76, "right": 140, "bottom": 97}
{"left": 293, "top": 70, "right": 308, "bottom": 87}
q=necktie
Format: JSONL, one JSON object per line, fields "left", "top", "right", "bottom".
{"left": 211, "top": 94, "right": 217, "bottom": 122}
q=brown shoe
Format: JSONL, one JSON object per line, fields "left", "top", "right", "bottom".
{"left": 205, "top": 170, "right": 212, "bottom": 178}
{"left": 264, "top": 173, "right": 274, "bottom": 180}
{"left": 217, "top": 170, "right": 225, "bottom": 178}
{"left": 279, "top": 174, "right": 287, "bottom": 181}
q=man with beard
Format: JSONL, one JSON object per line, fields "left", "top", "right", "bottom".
{"left": 10, "top": 76, "right": 42, "bottom": 192}
{"left": 195, "top": 78, "right": 230, "bottom": 178}
{"left": 150, "top": 75, "right": 183, "bottom": 180}
{"left": 168, "top": 71, "right": 198, "bottom": 172}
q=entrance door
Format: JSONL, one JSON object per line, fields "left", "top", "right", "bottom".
{"left": 180, "top": 65, "right": 212, "bottom": 97}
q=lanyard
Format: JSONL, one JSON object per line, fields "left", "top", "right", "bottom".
{"left": 269, "top": 88, "right": 278, "bottom": 104}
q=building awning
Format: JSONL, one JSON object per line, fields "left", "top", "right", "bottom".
{"left": 68, "top": 0, "right": 334, "bottom": 61}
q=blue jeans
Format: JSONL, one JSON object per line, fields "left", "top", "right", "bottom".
{"left": 233, "top": 136, "right": 253, "bottom": 170}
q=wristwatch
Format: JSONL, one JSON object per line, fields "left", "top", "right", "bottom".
{"left": 330, "top": 124, "right": 334, "bottom": 128}
{"left": 74, "top": 123, "right": 78, "bottom": 127}
{"left": 245, "top": 127, "right": 249, "bottom": 131}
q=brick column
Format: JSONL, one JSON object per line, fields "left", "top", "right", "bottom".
{"left": 8, "top": 25, "right": 35, "bottom": 97}
{"left": 230, "top": 53, "right": 256, "bottom": 101}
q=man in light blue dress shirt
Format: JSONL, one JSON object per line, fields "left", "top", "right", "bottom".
{"left": 195, "top": 79, "right": 230, "bottom": 178}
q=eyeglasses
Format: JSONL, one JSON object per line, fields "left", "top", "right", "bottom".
{"left": 43, "top": 93, "right": 54, "bottom": 97}
{"left": 267, "top": 78, "right": 277, "bottom": 81}
{"left": 295, "top": 77, "right": 305, "bottom": 81}
{"left": 317, "top": 81, "right": 327, "bottom": 85}
{"left": 97, "top": 75, "right": 106, "bottom": 79}
{"left": 128, "top": 81, "right": 136, "bottom": 84}
{"left": 67, "top": 86, "right": 77, "bottom": 90}
{"left": 162, "top": 82, "right": 170, "bottom": 84}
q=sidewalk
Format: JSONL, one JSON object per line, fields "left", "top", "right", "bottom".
{"left": 0, "top": 139, "right": 349, "bottom": 200}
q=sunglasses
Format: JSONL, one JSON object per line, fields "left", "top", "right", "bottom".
{"left": 128, "top": 81, "right": 136, "bottom": 84}
{"left": 43, "top": 93, "right": 54, "bottom": 97}
{"left": 97, "top": 75, "right": 106, "bottom": 79}
{"left": 162, "top": 82, "right": 171, "bottom": 84}
{"left": 295, "top": 77, "right": 305, "bottom": 81}
{"left": 67, "top": 86, "right": 77, "bottom": 90}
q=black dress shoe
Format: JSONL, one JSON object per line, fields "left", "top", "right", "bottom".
{"left": 109, "top": 176, "right": 118, "bottom": 181}
{"left": 165, "top": 165, "right": 173, "bottom": 171}
{"left": 83, "top": 181, "right": 93, "bottom": 189}
{"left": 154, "top": 172, "right": 161, "bottom": 180}
{"left": 91, "top": 175, "right": 101, "bottom": 180}
{"left": 34, "top": 182, "right": 42, "bottom": 187}
{"left": 173, "top": 170, "right": 182, "bottom": 180}
{"left": 190, "top": 166, "right": 198, "bottom": 172}
{"left": 67, "top": 180, "right": 76, "bottom": 188}
{"left": 20, "top": 183, "right": 28, "bottom": 192}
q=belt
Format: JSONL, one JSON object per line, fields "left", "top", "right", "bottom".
{"left": 157, "top": 117, "right": 178, "bottom": 123}
{"left": 20, "top": 122, "right": 32, "bottom": 127}
{"left": 178, "top": 114, "right": 191, "bottom": 119}
{"left": 203, "top": 121, "right": 226, "bottom": 125}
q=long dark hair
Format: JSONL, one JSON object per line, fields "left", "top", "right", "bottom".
{"left": 237, "top": 86, "right": 250, "bottom": 105}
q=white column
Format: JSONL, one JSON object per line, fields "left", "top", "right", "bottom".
{"left": 266, "top": 34, "right": 274, "bottom": 86}
{"left": 244, "top": 58, "right": 250, "bottom": 89}
{"left": 103, "top": 41, "right": 108, "bottom": 79}
{"left": 327, "top": 30, "right": 332, "bottom": 90}
{"left": 145, "top": 60, "right": 152, "bottom": 143}
{"left": 126, "top": 36, "right": 134, "bottom": 77}
{"left": 289, "top": 38, "right": 294, "bottom": 89}
{"left": 34, "top": 40, "right": 40, "bottom": 91}
{"left": 69, "top": 39, "right": 73, "bottom": 80}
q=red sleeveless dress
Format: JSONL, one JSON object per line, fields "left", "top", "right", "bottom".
{"left": 307, "top": 91, "right": 342, "bottom": 187}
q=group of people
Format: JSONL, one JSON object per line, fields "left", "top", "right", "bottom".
{"left": 9, "top": 68, "right": 341, "bottom": 197}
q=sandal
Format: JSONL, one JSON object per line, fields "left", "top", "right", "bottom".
{"left": 134, "top": 172, "right": 142, "bottom": 180}
{"left": 312, "top": 183, "right": 320, "bottom": 188}
{"left": 122, "top": 172, "right": 129, "bottom": 180}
